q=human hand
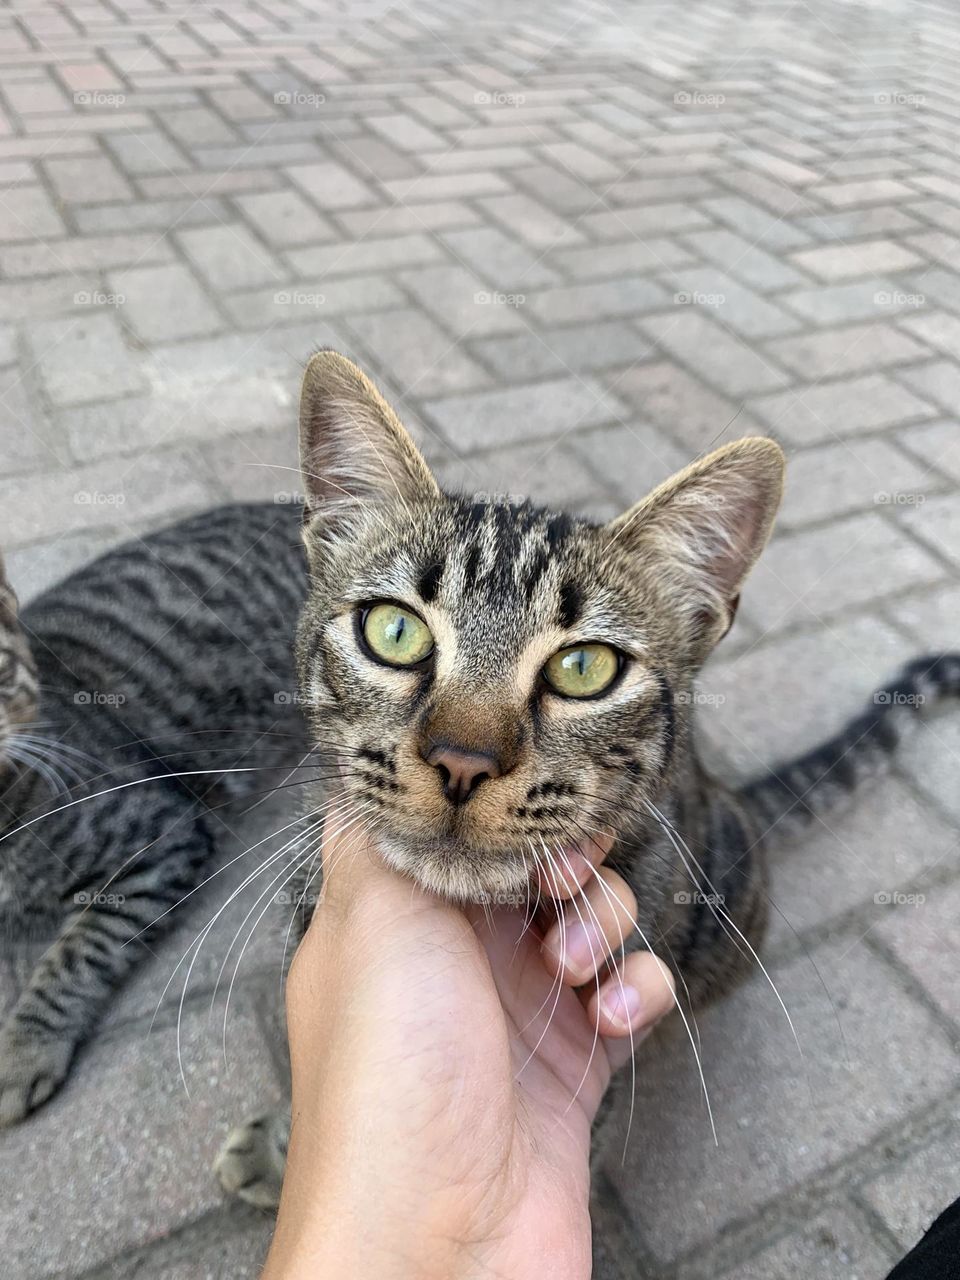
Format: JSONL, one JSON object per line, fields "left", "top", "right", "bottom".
{"left": 262, "top": 809, "right": 676, "bottom": 1280}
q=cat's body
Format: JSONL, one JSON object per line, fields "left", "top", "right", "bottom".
{"left": 0, "top": 503, "right": 306, "bottom": 1123}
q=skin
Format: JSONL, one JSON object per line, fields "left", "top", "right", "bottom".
{"left": 262, "top": 811, "right": 676, "bottom": 1280}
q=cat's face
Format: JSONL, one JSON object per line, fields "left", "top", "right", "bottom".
{"left": 295, "top": 352, "right": 784, "bottom": 902}
{"left": 0, "top": 555, "right": 39, "bottom": 773}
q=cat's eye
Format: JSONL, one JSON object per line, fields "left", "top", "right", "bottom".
{"left": 543, "top": 643, "right": 620, "bottom": 699}
{"left": 361, "top": 602, "right": 434, "bottom": 667}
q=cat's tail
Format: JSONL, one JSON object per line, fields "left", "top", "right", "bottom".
{"left": 737, "top": 652, "right": 960, "bottom": 837}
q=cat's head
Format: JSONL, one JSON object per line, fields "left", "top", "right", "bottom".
{"left": 0, "top": 553, "right": 39, "bottom": 772}
{"left": 295, "top": 352, "right": 783, "bottom": 901}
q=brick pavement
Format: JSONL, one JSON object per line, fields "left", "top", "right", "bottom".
{"left": 1, "top": 1, "right": 959, "bottom": 1277}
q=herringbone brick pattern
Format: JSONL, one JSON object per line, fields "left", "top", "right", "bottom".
{"left": 1, "top": 1, "right": 959, "bottom": 1276}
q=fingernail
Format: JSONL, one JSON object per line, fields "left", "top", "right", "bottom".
{"left": 559, "top": 850, "right": 591, "bottom": 888}
{"left": 600, "top": 983, "right": 643, "bottom": 1029}
{"left": 543, "top": 920, "right": 599, "bottom": 978}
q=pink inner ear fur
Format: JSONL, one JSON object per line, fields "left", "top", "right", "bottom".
{"left": 606, "top": 438, "right": 785, "bottom": 620}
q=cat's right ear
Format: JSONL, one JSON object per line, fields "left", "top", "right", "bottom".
{"left": 298, "top": 350, "right": 439, "bottom": 532}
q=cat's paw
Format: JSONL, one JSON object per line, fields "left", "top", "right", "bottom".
{"left": 0, "top": 1030, "right": 73, "bottom": 1126}
{"left": 214, "top": 1110, "right": 289, "bottom": 1210}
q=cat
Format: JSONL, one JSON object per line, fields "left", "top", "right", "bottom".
{"left": 0, "top": 505, "right": 307, "bottom": 1125}
{"left": 214, "top": 350, "right": 960, "bottom": 1211}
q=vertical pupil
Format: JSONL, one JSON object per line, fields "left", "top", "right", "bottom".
{"left": 577, "top": 649, "right": 586, "bottom": 676}
{"left": 392, "top": 614, "right": 406, "bottom": 646}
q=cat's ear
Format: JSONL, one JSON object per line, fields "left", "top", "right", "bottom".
{"left": 298, "top": 350, "right": 439, "bottom": 528}
{"left": 606, "top": 437, "right": 784, "bottom": 649}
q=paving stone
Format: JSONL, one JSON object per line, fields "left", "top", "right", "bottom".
{"left": 813, "top": 177, "right": 914, "bottom": 207}
{"left": 579, "top": 200, "right": 712, "bottom": 239}
{"left": 432, "top": 437, "right": 608, "bottom": 515}
{"left": 233, "top": 189, "right": 336, "bottom": 246}
{"left": 697, "top": 614, "right": 919, "bottom": 783}
{"left": 177, "top": 223, "right": 285, "bottom": 292}
{"left": 526, "top": 277, "right": 669, "bottom": 326}
{"left": 470, "top": 322, "right": 646, "bottom": 380}
{"left": 888, "top": 581, "right": 960, "bottom": 651}
{"left": 683, "top": 227, "right": 806, "bottom": 290}
{"left": 663, "top": 266, "right": 802, "bottom": 339}
{"left": 286, "top": 159, "right": 379, "bottom": 209}
{"left": 95, "top": 1215, "right": 273, "bottom": 1279}
{"left": 764, "top": 778, "right": 958, "bottom": 947}
{"left": 612, "top": 359, "right": 765, "bottom": 452}
{"left": 108, "top": 263, "right": 224, "bottom": 344}
{"left": 0, "top": 232, "right": 174, "bottom": 277}
{"left": 897, "top": 491, "right": 960, "bottom": 569}
{"left": 73, "top": 197, "right": 229, "bottom": 234}
{"left": 605, "top": 936, "right": 960, "bottom": 1261}
{"left": 897, "top": 418, "right": 960, "bottom": 485}
{"left": 717, "top": 1208, "right": 896, "bottom": 1280}
{"left": 740, "top": 513, "right": 945, "bottom": 633}
{"left": 345, "top": 307, "right": 489, "bottom": 398}
{"left": 790, "top": 238, "right": 922, "bottom": 280}
{"left": 287, "top": 233, "right": 443, "bottom": 277}
{"left": 899, "top": 310, "right": 960, "bottom": 363}
{"left": 27, "top": 313, "right": 145, "bottom": 407}
{"left": 478, "top": 191, "right": 585, "bottom": 248}
{"left": 778, "top": 438, "right": 933, "bottom": 528}
{"left": 105, "top": 128, "right": 190, "bottom": 175}
{"left": 860, "top": 1126, "right": 960, "bottom": 1251}
{"left": 224, "top": 274, "right": 404, "bottom": 328}
{"left": 398, "top": 263, "right": 527, "bottom": 338}
{"left": 335, "top": 200, "right": 480, "bottom": 236}
{"left": 569, "top": 420, "right": 689, "bottom": 502}
{"left": 553, "top": 237, "right": 693, "bottom": 279}
{"left": 0, "top": 184, "right": 66, "bottom": 240}
{"left": 783, "top": 279, "right": 926, "bottom": 325}
{"left": 703, "top": 194, "right": 812, "bottom": 250}
{"left": 895, "top": 359, "right": 960, "bottom": 418}
{"left": 0, "top": 1000, "right": 282, "bottom": 1279}
{"left": 638, "top": 311, "right": 791, "bottom": 396}
{"left": 0, "top": 448, "right": 218, "bottom": 545}
{"left": 765, "top": 322, "right": 930, "bottom": 379}
{"left": 45, "top": 154, "right": 133, "bottom": 203}
{"left": 423, "top": 377, "right": 627, "bottom": 450}
{"left": 750, "top": 373, "right": 936, "bottom": 444}
{"left": 442, "top": 225, "right": 562, "bottom": 288}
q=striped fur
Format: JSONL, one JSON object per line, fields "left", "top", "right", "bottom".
{"left": 0, "top": 505, "right": 306, "bottom": 1124}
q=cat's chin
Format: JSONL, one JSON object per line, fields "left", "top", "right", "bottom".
{"left": 374, "top": 832, "right": 533, "bottom": 905}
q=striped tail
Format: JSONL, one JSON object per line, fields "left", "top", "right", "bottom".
{"left": 738, "top": 653, "right": 960, "bottom": 836}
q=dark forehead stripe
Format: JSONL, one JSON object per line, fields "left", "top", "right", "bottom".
{"left": 557, "top": 580, "right": 583, "bottom": 629}
{"left": 417, "top": 559, "right": 444, "bottom": 603}
{"left": 449, "top": 496, "right": 582, "bottom": 602}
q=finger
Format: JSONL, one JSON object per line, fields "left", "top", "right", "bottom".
{"left": 534, "top": 831, "right": 615, "bottom": 901}
{"left": 590, "top": 952, "right": 677, "bottom": 1062}
{"left": 540, "top": 865, "right": 637, "bottom": 986}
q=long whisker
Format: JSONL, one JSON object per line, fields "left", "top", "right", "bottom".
{"left": 585, "top": 858, "right": 718, "bottom": 1147}
{"left": 645, "top": 798, "right": 804, "bottom": 1066}
{"left": 552, "top": 839, "right": 604, "bottom": 1114}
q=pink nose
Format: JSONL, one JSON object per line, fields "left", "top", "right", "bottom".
{"left": 425, "top": 744, "right": 501, "bottom": 806}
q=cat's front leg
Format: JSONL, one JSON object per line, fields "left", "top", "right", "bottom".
{"left": 0, "top": 807, "right": 217, "bottom": 1124}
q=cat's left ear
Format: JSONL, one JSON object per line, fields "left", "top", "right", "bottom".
{"left": 298, "top": 350, "right": 439, "bottom": 528}
{"left": 606, "top": 437, "right": 785, "bottom": 650}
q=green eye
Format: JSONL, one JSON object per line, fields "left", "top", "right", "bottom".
{"left": 543, "top": 644, "right": 620, "bottom": 698}
{"left": 362, "top": 603, "right": 434, "bottom": 667}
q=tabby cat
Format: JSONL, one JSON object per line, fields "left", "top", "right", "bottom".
{"left": 214, "top": 351, "right": 960, "bottom": 1209}
{"left": 0, "top": 508, "right": 306, "bottom": 1124}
